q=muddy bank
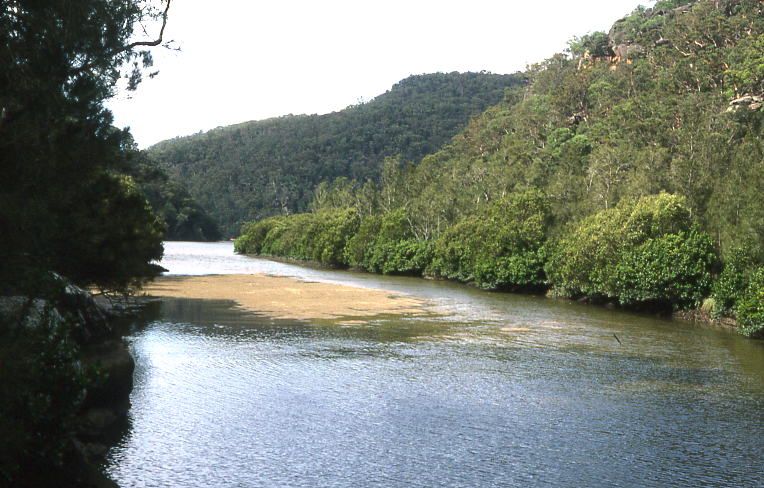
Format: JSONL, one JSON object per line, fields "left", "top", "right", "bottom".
{"left": 143, "top": 274, "right": 431, "bottom": 321}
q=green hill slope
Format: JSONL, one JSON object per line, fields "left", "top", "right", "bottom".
{"left": 149, "top": 72, "right": 525, "bottom": 235}
{"left": 236, "top": 0, "right": 764, "bottom": 336}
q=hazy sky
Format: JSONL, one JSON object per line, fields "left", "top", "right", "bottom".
{"left": 108, "top": 0, "right": 655, "bottom": 147}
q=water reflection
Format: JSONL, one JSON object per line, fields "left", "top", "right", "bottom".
{"left": 106, "top": 242, "right": 764, "bottom": 487}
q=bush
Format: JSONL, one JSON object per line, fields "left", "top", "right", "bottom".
{"left": 376, "top": 239, "right": 434, "bottom": 276}
{"left": 615, "top": 230, "right": 715, "bottom": 307}
{"left": 235, "top": 209, "right": 360, "bottom": 267}
{"left": 429, "top": 190, "right": 549, "bottom": 290}
{"left": 736, "top": 267, "right": 764, "bottom": 338}
{"left": 0, "top": 302, "right": 87, "bottom": 485}
{"left": 309, "top": 209, "right": 360, "bottom": 266}
{"left": 712, "top": 248, "right": 758, "bottom": 317}
{"left": 234, "top": 217, "right": 280, "bottom": 254}
{"left": 344, "top": 215, "right": 382, "bottom": 269}
{"left": 546, "top": 193, "right": 717, "bottom": 309}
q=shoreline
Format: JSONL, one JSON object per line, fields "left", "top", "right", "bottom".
{"left": 242, "top": 253, "right": 743, "bottom": 335}
{"left": 142, "top": 274, "right": 431, "bottom": 322}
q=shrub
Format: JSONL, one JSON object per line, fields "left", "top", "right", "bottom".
{"left": 546, "top": 193, "right": 717, "bottom": 309}
{"left": 0, "top": 302, "right": 87, "bottom": 484}
{"left": 343, "top": 209, "right": 431, "bottom": 275}
{"left": 344, "top": 215, "right": 382, "bottom": 269}
{"left": 309, "top": 209, "right": 360, "bottom": 266}
{"left": 430, "top": 190, "right": 549, "bottom": 290}
{"left": 378, "top": 239, "right": 434, "bottom": 276}
{"left": 234, "top": 217, "right": 280, "bottom": 254}
{"left": 736, "top": 267, "right": 764, "bottom": 338}
{"left": 615, "top": 230, "right": 715, "bottom": 307}
{"left": 712, "top": 248, "right": 758, "bottom": 316}
{"left": 235, "top": 210, "right": 359, "bottom": 267}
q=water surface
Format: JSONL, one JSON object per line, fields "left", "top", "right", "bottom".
{"left": 106, "top": 242, "right": 764, "bottom": 487}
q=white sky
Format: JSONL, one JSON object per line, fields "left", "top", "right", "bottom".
{"left": 108, "top": 0, "right": 655, "bottom": 148}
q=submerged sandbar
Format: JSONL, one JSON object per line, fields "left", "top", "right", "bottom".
{"left": 143, "top": 274, "right": 429, "bottom": 321}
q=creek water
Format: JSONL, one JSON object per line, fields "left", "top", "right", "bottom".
{"left": 105, "top": 241, "right": 763, "bottom": 487}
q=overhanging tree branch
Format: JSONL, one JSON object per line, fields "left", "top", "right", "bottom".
{"left": 72, "top": 0, "right": 172, "bottom": 75}
{"left": 122, "top": 0, "right": 172, "bottom": 51}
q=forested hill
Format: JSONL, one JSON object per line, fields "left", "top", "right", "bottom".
{"left": 236, "top": 0, "right": 764, "bottom": 337}
{"left": 149, "top": 72, "right": 525, "bottom": 235}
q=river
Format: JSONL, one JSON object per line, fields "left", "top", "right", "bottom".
{"left": 105, "top": 241, "right": 763, "bottom": 487}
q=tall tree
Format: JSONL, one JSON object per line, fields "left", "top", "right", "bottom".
{"left": 0, "top": 0, "right": 172, "bottom": 292}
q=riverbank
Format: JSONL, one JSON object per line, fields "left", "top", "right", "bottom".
{"left": 143, "top": 274, "right": 431, "bottom": 322}
{"left": 0, "top": 280, "right": 137, "bottom": 488}
{"left": 108, "top": 241, "right": 764, "bottom": 488}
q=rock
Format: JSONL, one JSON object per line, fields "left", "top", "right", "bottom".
{"left": 77, "top": 404, "right": 129, "bottom": 455}
{"left": 79, "top": 442, "right": 110, "bottom": 460}
{"left": 52, "top": 273, "right": 112, "bottom": 343}
{"left": 568, "top": 112, "right": 587, "bottom": 125}
{"left": 81, "top": 339, "right": 135, "bottom": 411}
{"left": 80, "top": 408, "right": 119, "bottom": 436}
{"left": 0, "top": 296, "right": 66, "bottom": 329}
{"left": 613, "top": 43, "right": 644, "bottom": 62}
{"left": 1, "top": 274, "right": 135, "bottom": 487}
{"left": 728, "top": 94, "right": 764, "bottom": 112}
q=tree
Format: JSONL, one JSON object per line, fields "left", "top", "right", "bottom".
{"left": 1, "top": 1, "right": 174, "bottom": 484}
{"left": 0, "top": 0, "right": 172, "bottom": 293}
{"left": 546, "top": 193, "right": 716, "bottom": 309}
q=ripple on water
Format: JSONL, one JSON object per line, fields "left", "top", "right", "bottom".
{"left": 106, "top": 242, "right": 764, "bottom": 487}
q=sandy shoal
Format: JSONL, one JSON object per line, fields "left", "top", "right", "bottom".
{"left": 143, "top": 274, "right": 429, "bottom": 321}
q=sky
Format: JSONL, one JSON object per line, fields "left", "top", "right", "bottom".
{"left": 108, "top": 0, "right": 656, "bottom": 148}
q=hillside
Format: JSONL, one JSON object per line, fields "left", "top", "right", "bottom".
{"left": 236, "top": 0, "right": 764, "bottom": 336}
{"left": 149, "top": 72, "right": 525, "bottom": 235}
{"left": 128, "top": 152, "right": 222, "bottom": 242}
{"left": 393, "top": 0, "right": 764, "bottom": 254}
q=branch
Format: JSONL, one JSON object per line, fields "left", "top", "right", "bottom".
{"left": 71, "top": 0, "right": 172, "bottom": 74}
{"left": 122, "top": 0, "right": 172, "bottom": 52}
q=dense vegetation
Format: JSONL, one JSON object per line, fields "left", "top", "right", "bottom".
{"left": 237, "top": 0, "right": 764, "bottom": 338}
{"left": 0, "top": 0, "right": 169, "bottom": 293}
{"left": 150, "top": 72, "right": 525, "bottom": 235}
{"left": 0, "top": 1, "right": 177, "bottom": 485}
{"left": 129, "top": 150, "right": 221, "bottom": 241}
{"left": 546, "top": 193, "right": 716, "bottom": 309}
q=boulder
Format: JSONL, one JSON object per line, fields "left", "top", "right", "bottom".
{"left": 613, "top": 43, "right": 644, "bottom": 62}
{"left": 728, "top": 95, "right": 764, "bottom": 112}
{"left": 0, "top": 296, "right": 66, "bottom": 329}
{"left": 80, "top": 339, "right": 135, "bottom": 411}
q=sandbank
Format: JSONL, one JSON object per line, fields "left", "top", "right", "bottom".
{"left": 143, "top": 274, "right": 429, "bottom": 321}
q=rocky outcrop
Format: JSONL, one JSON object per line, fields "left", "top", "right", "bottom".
{"left": 0, "top": 277, "right": 138, "bottom": 487}
{"left": 612, "top": 43, "right": 645, "bottom": 63}
{"left": 728, "top": 95, "right": 763, "bottom": 112}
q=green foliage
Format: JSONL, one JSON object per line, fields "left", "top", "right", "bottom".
{"left": 430, "top": 191, "right": 549, "bottom": 290}
{"left": 0, "top": 0, "right": 169, "bottom": 293}
{"left": 150, "top": 72, "right": 526, "bottom": 235}
{"left": 57, "top": 174, "right": 165, "bottom": 292}
{"left": 712, "top": 248, "right": 759, "bottom": 316}
{"left": 0, "top": 1, "right": 172, "bottom": 481}
{"left": 128, "top": 151, "right": 221, "bottom": 241}
{"left": 235, "top": 209, "right": 359, "bottom": 267}
{"left": 235, "top": 217, "right": 280, "bottom": 255}
{"left": 735, "top": 267, "right": 764, "bottom": 338}
{"left": 236, "top": 1, "right": 763, "bottom": 336}
{"left": 615, "top": 230, "right": 716, "bottom": 307}
{"left": 568, "top": 32, "right": 611, "bottom": 57}
{"left": 347, "top": 209, "right": 432, "bottom": 275}
{"left": 344, "top": 215, "right": 383, "bottom": 269}
{"left": 547, "top": 194, "right": 716, "bottom": 308}
{"left": 725, "top": 33, "right": 764, "bottom": 96}
{"left": 378, "top": 240, "right": 434, "bottom": 276}
{"left": 0, "top": 303, "right": 87, "bottom": 485}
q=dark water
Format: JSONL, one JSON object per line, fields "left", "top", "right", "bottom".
{"left": 106, "top": 242, "right": 764, "bottom": 487}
